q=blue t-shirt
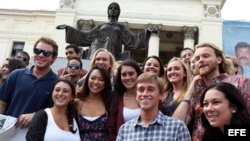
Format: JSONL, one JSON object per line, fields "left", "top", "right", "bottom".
{"left": 0, "top": 66, "right": 58, "bottom": 117}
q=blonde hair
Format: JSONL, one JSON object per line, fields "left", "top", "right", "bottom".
{"left": 195, "top": 42, "right": 232, "bottom": 75}
{"left": 136, "top": 72, "right": 165, "bottom": 95}
{"left": 225, "top": 55, "right": 239, "bottom": 67}
{"left": 225, "top": 55, "right": 239, "bottom": 75}
{"left": 89, "top": 48, "right": 116, "bottom": 77}
{"left": 164, "top": 57, "right": 191, "bottom": 104}
{"left": 77, "top": 48, "right": 116, "bottom": 96}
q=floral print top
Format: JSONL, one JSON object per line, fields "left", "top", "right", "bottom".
{"left": 77, "top": 113, "right": 108, "bottom": 141}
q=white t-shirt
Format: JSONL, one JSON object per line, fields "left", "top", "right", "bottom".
{"left": 123, "top": 107, "right": 140, "bottom": 122}
{"left": 44, "top": 108, "right": 80, "bottom": 141}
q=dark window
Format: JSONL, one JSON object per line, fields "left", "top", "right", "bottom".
{"left": 11, "top": 42, "right": 25, "bottom": 56}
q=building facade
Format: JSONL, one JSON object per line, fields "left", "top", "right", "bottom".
{"left": 0, "top": 0, "right": 226, "bottom": 66}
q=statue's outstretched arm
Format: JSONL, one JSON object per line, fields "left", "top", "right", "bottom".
{"left": 56, "top": 24, "right": 67, "bottom": 30}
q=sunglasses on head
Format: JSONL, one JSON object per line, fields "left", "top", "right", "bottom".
{"left": 68, "top": 64, "right": 80, "bottom": 70}
{"left": 15, "top": 56, "right": 28, "bottom": 62}
{"left": 34, "top": 48, "right": 53, "bottom": 57}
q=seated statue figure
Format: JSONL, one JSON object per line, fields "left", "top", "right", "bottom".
{"left": 57, "top": 2, "right": 157, "bottom": 60}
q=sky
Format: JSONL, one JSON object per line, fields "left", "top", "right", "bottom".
{"left": 0, "top": 0, "right": 249, "bottom": 21}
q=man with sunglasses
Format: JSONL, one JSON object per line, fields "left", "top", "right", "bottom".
{"left": 15, "top": 51, "right": 30, "bottom": 67}
{"left": 57, "top": 44, "right": 87, "bottom": 78}
{"left": 0, "top": 37, "right": 59, "bottom": 129}
{"left": 61, "top": 57, "right": 82, "bottom": 86}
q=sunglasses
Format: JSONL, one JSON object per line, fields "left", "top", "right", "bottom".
{"left": 68, "top": 64, "right": 80, "bottom": 70}
{"left": 34, "top": 48, "right": 53, "bottom": 57}
{"left": 15, "top": 56, "right": 28, "bottom": 62}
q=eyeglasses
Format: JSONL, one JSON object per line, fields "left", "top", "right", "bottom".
{"left": 68, "top": 64, "right": 80, "bottom": 70}
{"left": 65, "top": 51, "right": 74, "bottom": 55}
{"left": 34, "top": 48, "right": 53, "bottom": 57}
{"left": 15, "top": 56, "right": 28, "bottom": 62}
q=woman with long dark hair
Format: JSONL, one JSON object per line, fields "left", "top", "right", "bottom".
{"left": 0, "top": 57, "right": 26, "bottom": 85}
{"left": 142, "top": 55, "right": 165, "bottom": 77}
{"left": 75, "top": 65, "right": 112, "bottom": 141}
{"left": 26, "top": 79, "right": 80, "bottom": 141}
{"left": 200, "top": 82, "right": 250, "bottom": 141}
{"left": 109, "top": 59, "right": 142, "bottom": 141}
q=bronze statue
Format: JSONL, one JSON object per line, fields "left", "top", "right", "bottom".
{"left": 57, "top": 2, "right": 157, "bottom": 60}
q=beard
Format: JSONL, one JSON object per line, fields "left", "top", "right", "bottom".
{"left": 198, "top": 62, "right": 218, "bottom": 76}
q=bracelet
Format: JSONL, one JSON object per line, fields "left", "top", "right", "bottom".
{"left": 181, "top": 99, "right": 190, "bottom": 104}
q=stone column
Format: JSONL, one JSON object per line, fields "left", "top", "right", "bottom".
{"left": 148, "top": 24, "right": 161, "bottom": 57}
{"left": 182, "top": 26, "right": 198, "bottom": 50}
{"left": 199, "top": 1, "right": 223, "bottom": 49}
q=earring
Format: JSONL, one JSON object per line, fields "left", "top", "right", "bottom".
{"left": 232, "top": 110, "right": 236, "bottom": 113}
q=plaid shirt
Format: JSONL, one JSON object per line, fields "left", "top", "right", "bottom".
{"left": 116, "top": 111, "right": 191, "bottom": 141}
{"left": 189, "top": 73, "right": 250, "bottom": 141}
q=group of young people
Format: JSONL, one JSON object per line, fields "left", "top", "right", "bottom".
{"left": 175, "top": 43, "right": 250, "bottom": 141}
{"left": 0, "top": 35, "right": 250, "bottom": 141}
